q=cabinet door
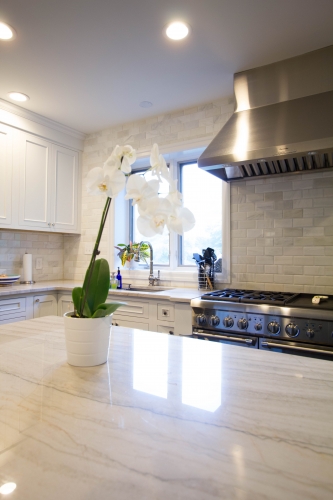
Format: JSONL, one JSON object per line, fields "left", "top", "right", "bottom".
{"left": 58, "top": 295, "right": 74, "bottom": 317}
{"left": 51, "top": 145, "right": 79, "bottom": 232}
{"left": 19, "top": 134, "right": 52, "bottom": 229}
{"left": 33, "top": 294, "right": 57, "bottom": 318}
{"left": 0, "top": 124, "right": 12, "bottom": 226}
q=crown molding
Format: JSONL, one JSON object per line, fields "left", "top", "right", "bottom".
{"left": 0, "top": 98, "right": 86, "bottom": 141}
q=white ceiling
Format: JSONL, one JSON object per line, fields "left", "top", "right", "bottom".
{"left": 0, "top": 0, "right": 333, "bottom": 134}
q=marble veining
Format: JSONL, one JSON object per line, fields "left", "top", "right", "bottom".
{"left": 0, "top": 317, "right": 332, "bottom": 499}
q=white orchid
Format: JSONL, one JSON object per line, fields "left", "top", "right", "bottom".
{"left": 149, "top": 143, "right": 170, "bottom": 181}
{"left": 166, "top": 179, "right": 183, "bottom": 207}
{"left": 167, "top": 207, "right": 195, "bottom": 234}
{"left": 87, "top": 142, "right": 195, "bottom": 237}
{"left": 124, "top": 174, "right": 159, "bottom": 209}
{"left": 104, "top": 144, "right": 136, "bottom": 174}
{"left": 86, "top": 164, "right": 126, "bottom": 198}
{"left": 137, "top": 197, "right": 174, "bottom": 236}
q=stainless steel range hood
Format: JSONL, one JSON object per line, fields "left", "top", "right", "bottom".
{"left": 198, "top": 46, "right": 333, "bottom": 181}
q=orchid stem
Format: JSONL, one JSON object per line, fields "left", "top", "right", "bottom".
{"left": 79, "top": 196, "right": 112, "bottom": 317}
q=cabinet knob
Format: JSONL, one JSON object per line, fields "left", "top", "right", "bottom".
{"left": 47, "top": 223, "right": 51, "bottom": 226}
{"left": 52, "top": 223, "right": 55, "bottom": 226}
{"left": 35, "top": 299, "right": 39, "bottom": 303}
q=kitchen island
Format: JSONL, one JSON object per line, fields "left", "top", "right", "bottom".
{"left": 0, "top": 317, "right": 332, "bottom": 500}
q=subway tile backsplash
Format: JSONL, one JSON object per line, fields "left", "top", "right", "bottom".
{"left": 0, "top": 230, "right": 64, "bottom": 281}
{"left": 229, "top": 171, "right": 333, "bottom": 294}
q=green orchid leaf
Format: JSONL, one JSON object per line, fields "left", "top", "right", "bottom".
{"left": 81, "top": 258, "right": 110, "bottom": 315}
{"left": 92, "top": 302, "right": 127, "bottom": 318}
{"left": 72, "top": 286, "right": 82, "bottom": 315}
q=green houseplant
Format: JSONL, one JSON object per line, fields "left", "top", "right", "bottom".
{"left": 115, "top": 242, "right": 150, "bottom": 267}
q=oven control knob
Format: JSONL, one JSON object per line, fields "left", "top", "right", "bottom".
{"left": 223, "top": 316, "right": 234, "bottom": 328}
{"left": 237, "top": 318, "right": 248, "bottom": 330}
{"left": 285, "top": 323, "right": 300, "bottom": 338}
{"left": 267, "top": 321, "right": 280, "bottom": 335}
{"left": 196, "top": 314, "right": 207, "bottom": 326}
{"left": 254, "top": 322, "right": 262, "bottom": 331}
{"left": 306, "top": 328, "right": 315, "bottom": 339}
{"left": 209, "top": 315, "right": 220, "bottom": 327}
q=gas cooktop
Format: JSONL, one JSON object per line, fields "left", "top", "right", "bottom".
{"left": 201, "top": 289, "right": 299, "bottom": 306}
{"left": 201, "top": 288, "right": 333, "bottom": 310}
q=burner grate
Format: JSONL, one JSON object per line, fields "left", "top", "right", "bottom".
{"left": 201, "top": 288, "right": 299, "bottom": 305}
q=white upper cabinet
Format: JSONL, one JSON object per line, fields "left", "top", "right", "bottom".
{"left": 51, "top": 145, "right": 79, "bottom": 232}
{"left": 0, "top": 124, "right": 13, "bottom": 225}
{"left": 15, "top": 132, "right": 80, "bottom": 233}
{"left": 19, "top": 134, "right": 52, "bottom": 229}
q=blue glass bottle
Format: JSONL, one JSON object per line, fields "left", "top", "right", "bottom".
{"left": 116, "top": 267, "right": 122, "bottom": 289}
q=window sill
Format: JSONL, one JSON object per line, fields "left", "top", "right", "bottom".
{"left": 118, "top": 267, "right": 230, "bottom": 284}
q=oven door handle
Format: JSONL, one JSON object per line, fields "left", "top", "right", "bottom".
{"left": 261, "top": 341, "right": 333, "bottom": 355}
{"left": 198, "top": 332, "right": 254, "bottom": 345}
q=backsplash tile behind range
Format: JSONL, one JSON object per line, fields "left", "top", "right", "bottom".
{"left": 230, "top": 171, "right": 333, "bottom": 294}
{"left": 0, "top": 230, "right": 64, "bottom": 281}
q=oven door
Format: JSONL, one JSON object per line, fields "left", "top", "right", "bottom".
{"left": 259, "top": 338, "right": 333, "bottom": 360}
{"left": 193, "top": 328, "right": 258, "bottom": 348}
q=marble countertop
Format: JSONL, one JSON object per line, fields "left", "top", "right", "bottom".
{"left": 0, "top": 280, "right": 201, "bottom": 302}
{"left": 0, "top": 316, "right": 332, "bottom": 499}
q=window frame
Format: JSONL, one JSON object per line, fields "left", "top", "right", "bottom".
{"left": 114, "top": 147, "right": 230, "bottom": 284}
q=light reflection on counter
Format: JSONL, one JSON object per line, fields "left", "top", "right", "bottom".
{"left": 182, "top": 338, "right": 222, "bottom": 412}
{"left": 133, "top": 331, "right": 168, "bottom": 398}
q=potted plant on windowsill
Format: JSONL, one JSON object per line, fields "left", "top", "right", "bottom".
{"left": 64, "top": 144, "right": 195, "bottom": 367}
{"left": 115, "top": 242, "right": 150, "bottom": 268}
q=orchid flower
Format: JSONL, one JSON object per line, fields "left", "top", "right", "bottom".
{"left": 124, "top": 174, "right": 159, "bottom": 211}
{"left": 137, "top": 197, "right": 174, "bottom": 236}
{"left": 167, "top": 207, "right": 195, "bottom": 234}
{"left": 105, "top": 144, "right": 136, "bottom": 174}
{"left": 166, "top": 179, "right": 183, "bottom": 207}
{"left": 149, "top": 143, "right": 170, "bottom": 181}
{"left": 86, "top": 164, "right": 126, "bottom": 197}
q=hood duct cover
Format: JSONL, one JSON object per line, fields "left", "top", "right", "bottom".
{"left": 198, "top": 46, "right": 333, "bottom": 181}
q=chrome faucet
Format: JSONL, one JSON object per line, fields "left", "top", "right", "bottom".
{"left": 136, "top": 241, "right": 160, "bottom": 286}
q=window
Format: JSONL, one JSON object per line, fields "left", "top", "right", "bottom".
{"left": 179, "top": 162, "right": 222, "bottom": 266}
{"left": 127, "top": 148, "right": 230, "bottom": 281}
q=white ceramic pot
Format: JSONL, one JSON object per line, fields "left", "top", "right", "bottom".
{"left": 63, "top": 312, "right": 112, "bottom": 367}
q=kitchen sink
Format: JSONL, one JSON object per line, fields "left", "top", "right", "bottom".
{"left": 121, "top": 286, "right": 173, "bottom": 293}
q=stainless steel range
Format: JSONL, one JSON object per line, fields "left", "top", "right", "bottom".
{"left": 191, "top": 289, "right": 333, "bottom": 359}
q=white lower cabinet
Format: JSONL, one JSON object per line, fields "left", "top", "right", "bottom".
{"left": 58, "top": 294, "right": 74, "bottom": 317}
{"left": 33, "top": 294, "right": 58, "bottom": 318}
{"left": 0, "top": 291, "right": 192, "bottom": 334}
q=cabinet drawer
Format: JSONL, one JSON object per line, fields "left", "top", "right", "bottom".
{"left": 157, "top": 303, "right": 175, "bottom": 322}
{"left": 112, "top": 318, "right": 149, "bottom": 330}
{"left": 112, "top": 300, "right": 149, "bottom": 319}
{"left": 0, "top": 297, "right": 26, "bottom": 317}
{"left": 157, "top": 324, "right": 174, "bottom": 335}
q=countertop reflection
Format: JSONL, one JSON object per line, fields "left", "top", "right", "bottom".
{"left": 0, "top": 317, "right": 332, "bottom": 500}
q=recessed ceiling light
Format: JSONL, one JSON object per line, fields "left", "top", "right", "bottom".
{"left": 165, "top": 22, "right": 189, "bottom": 40}
{"left": 0, "top": 22, "right": 16, "bottom": 40}
{"left": 140, "top": 101, "right": 153, "bottom": 108}
{"left": 7, "top": 92, "right": 30, "bottom": 102}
